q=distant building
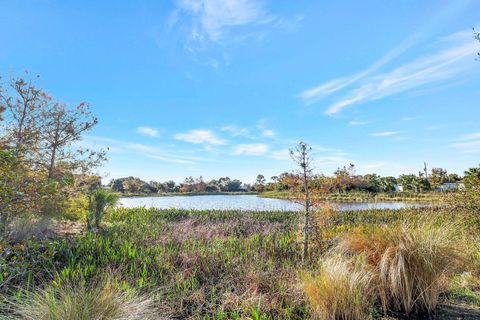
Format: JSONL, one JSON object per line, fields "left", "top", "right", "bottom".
{"left": 437, "top": 182, "right": 465, "bottom": 191}
{"left": 395, "top": 185, "right": 404, "bottom": 192}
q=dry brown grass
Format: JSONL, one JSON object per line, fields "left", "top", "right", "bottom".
{"left": 338, "top": 220, "right": 468, "bottom": 316}
{"left": 7, "top": 217, "right": 55, "bottom": 243}
{"left": 302, "top": 255, "right": 375, "bottom": 320}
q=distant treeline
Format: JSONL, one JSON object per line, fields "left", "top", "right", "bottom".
{"left": 108, "top": 176, "right": 252, "bottom": 194}
{"left": 108, "top": 163, "right": 480, "bottom": 195}
{"left": 260, "top": 164, "right": 480, "bottom": 194}
{"left": 260, "top": 165, "right": 467, "bottom": 194}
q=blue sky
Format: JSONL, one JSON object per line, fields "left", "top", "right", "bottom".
{"left": 1, "top": 0, "right": 480, "bottom": 183}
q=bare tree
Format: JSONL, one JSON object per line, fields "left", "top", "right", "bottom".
{"left": 0, "top": 75, "right": 48, "bottom": 160}
{"left": 290, "top": 141, "right": 313, "bottom": 261}
{"left": 39, "top": 101, "right": 104, "bottom": 179}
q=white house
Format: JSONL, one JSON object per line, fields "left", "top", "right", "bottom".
{"left": 437, "top": 182, "right": 465, "bottom": 191}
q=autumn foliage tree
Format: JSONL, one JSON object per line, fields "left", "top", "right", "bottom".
{"left": 0, "top": 73, "right": 105, "bottom": 232}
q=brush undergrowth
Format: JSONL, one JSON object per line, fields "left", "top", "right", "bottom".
{"left": 0, "top": 207, "right": 477, "bottom": 319}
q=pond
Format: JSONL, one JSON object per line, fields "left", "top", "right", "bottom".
{"left": 118, "top": 195, "right": 426, "bottom": 211}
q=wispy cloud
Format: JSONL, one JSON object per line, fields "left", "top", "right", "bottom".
{"left": 262, "top": 129, "right": 275, "bottom": 137}
{"left": 220, "top": 125, "right": 252, "bottom": 138}
{"left": 299, "top": 26, "right": 477, "bottom": 115}
{"left": 146, "top": 154, "right": 194, "bottom": 165}
{"left": 300, "top": 0, "right": 474, "bottom": 108}
{"left": 232, "top": 143, "right": 269, "bottom": 156}
{"left": 325, "top": 37, "right": 476, "bottom": 115}
{"left": 136, "top": 126, "right": 159, "bottom": 137}
{"left": 348, "top": 120, "right": 368, "bottom": 126}
{"left": 174, "top": 129, "right": 227, "bottom": 145}
{"left": 172, "top": 0, "right": 270, "bottom": 42}
{"left": 84, "top": 136, "right": 200, "bottom": 165}
{"left": 299, "top": 32, "right": 424, "bottom": 105}
{"left": 169, "top": 0, "right": 302, "bottom": 68}
{"left": 371, "top": 131, "right": 399, "bottom": 137}
{"left": 457, "top": 132, "right": 480, "bottom": 141}
{"left": 221, "top": 122, "right": 276, "bottom": 140}
{"left": 256, "top": 119, "right": 275, "bottom": 138}
{"left": 269, "top": 149, "right": 290, "bottom": 160}
{"left": 452, "top": 141, "right": 480, "bottom": 153}
{"left": 316, "top": 155, "right": 351, "bottom": 168}
{"left": 452, "top": 132, "right": 480, "bottom": 153}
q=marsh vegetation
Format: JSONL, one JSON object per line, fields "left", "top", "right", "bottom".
{"left": 1, "top": 202, "right": 479, "bottom": 319}
{"left": 1, "top": 75, "right": 480, "bottom": 319}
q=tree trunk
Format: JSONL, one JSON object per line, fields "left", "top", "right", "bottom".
{"left": 303, "top": 166, "right": 310, "bottom": 262}
{"left": 47, "top": 146, "right": 56, "bottom": 179}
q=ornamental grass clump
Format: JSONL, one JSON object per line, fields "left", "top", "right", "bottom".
{"left": 3, "top": 275, "right": 157, "bottom": 320}
{"left": 302, "top": 255, "right": 375, "bottom": 320}
{"left": 338, "top": 220, "right": 467, "bottom": 316}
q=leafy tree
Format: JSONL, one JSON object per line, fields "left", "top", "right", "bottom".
{"left": 1, "top": 75, "right": 105, "bottom": 180}
{"left": 379, "top": 176, "right": 397, "bottom": 192}
{"left": 333, "top": 164, "right": 359, "bottom": 193}
{"left": 290, "top": 142, "right": 313, "bottom": 262}
{"left": 193, "top": 176, "right": 207, "bottom": 192}
{"left": 429, "top": 168, "right": 448, "bottom": 188}
{"left": 447, "top": 173, "right": 461, "bottom": 183}
{"left": 109, "top": 178, "right": 125, "bottom": 192}
{"left": 180, "top": 176, "right": 195, "bottom": 192}
{"left": 398, "top": 174, "right": 418, "bottom": 192}
{"left": 363, "top": 173, "right": 381, "bottom": 192}
{"left": 205, "top": 184, "right": 220, "bottom": 192}
{"left": 225, "top": 179, "right": 243, "bottom": 192}
{"left": 0, "top": 150, "right": 21, "bottom": 235}
{"left": 398, "top": 174, "right": 430, "bottom": 192}
{"left": 164, "top": 180, "right": 176, "bottom": 192}
{"left": 255, "top": 174, "right": 266, "bottom": 192}
{"left": 0, "top": 74, "right": 105, "bottom": 220}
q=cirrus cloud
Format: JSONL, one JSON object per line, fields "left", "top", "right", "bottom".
{"left": 136, "top": 126, "right": 159, "bottom": 137}
{"left": 370, "top": 131, "right": 400, "bottom": 137}
{"left": 174, "top": 129, "right": 226, "bottom": 145}
{"left": 232, "top": 143, "right": 269, "bottom": 156}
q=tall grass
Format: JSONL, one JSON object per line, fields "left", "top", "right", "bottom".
{"left": 302, "top": 255, "right": 374, "bottom": 320}
{"left": 2, "top": 275, "right": 157, "bottom": 320}
{"left": 338, "top": 219, "right": 468, "bottom": 315}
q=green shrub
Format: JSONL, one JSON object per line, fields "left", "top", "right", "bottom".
{"left": 87, "top": 189, "right": 119, "bottom": 231}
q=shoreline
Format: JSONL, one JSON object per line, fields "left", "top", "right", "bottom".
{"left": 258, "top": 191, "right": 445, "bottom": 202}
{"left": 119, "top": 191, "right": 258, "bottom": 198}
{"left": 117, "top": 191, "right": 447, "bottom": 203}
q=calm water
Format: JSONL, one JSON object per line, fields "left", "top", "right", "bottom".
{"left": 118, "top": 195, "right": 425, "bottom": 211}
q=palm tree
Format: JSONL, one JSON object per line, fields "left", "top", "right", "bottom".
{"left": 87, "top": 188, "right": 119, "bottom": 231}
{"left": 464, "top": 166, "right": 480, "bottom": 189}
